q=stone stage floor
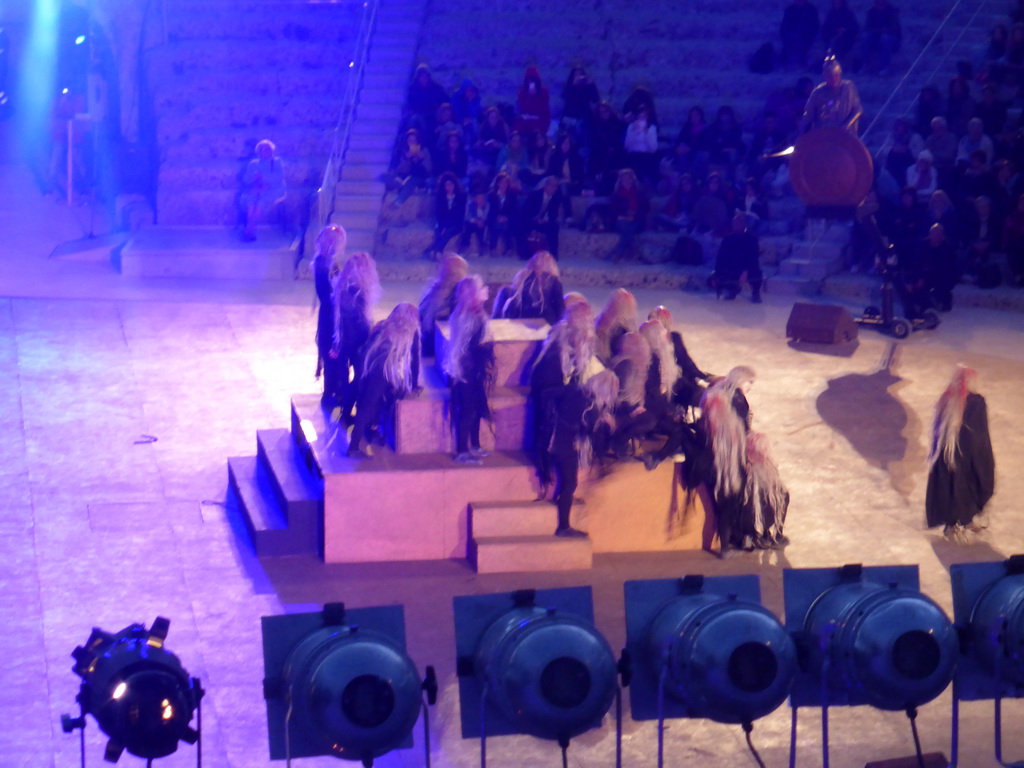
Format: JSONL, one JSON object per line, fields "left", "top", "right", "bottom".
{"left": 4, "top": 163, "right": 1024, "bottom": 766}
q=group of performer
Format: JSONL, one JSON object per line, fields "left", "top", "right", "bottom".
{"left": 313, "top": 223, "right": 995, "bottom": 553}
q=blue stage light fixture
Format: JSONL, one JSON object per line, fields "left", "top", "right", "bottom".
{"left": 261, "top": 602, "right": 436, "bottom": 766}
{"left": 624, "top": 575, "right": 796, "bottom": 767}
{"left": 61, "top": 617, "right": 203, "bottom": 765}
{"left": 454, "top": 587, "right": 617, "bottom": 761}
{"left": 785, "top": 564, "right": 958, "bottom": 767}
{"left": 949, "top": 555, "right": 1024, "bottom": 767}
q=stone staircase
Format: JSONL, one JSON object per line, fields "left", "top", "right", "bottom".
{"left": 143, "top": 0, "right": 363, "bottom": 226}
{"left": 332, "top": 0, "right": 431, "bottom": 253}
{"left": 469, "top": 500, "right": 592, "bottom": 573}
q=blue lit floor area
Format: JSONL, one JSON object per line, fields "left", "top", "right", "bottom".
{"left": 3, "top": 142, "right": 1024, "bottom": 766}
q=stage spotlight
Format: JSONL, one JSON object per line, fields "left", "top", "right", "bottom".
{"left": 784, "top": 564, "right": 958, "bottom": 766}
{"left": 61, "top": 617, "right": 203, "bottom": 765}
{"left": 262, "top": 602, "right": 436, "bottom": 766}
{"left": 454, "top": 587, "right": 617, "bottom": 758}
{"left": 949, "top": 555, "right": 1024, "bottom": 766}
{"left": 625, "top": 574, "right": 796, "bottom": 723}
{"left": 624, "top": 575, "right": 795, "bottom": 767}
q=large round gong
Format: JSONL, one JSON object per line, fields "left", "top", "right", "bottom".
{"left": 790, "top": 127, "right": 874, "bottom": 207}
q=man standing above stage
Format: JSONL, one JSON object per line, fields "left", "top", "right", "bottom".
{"left": 800, "top": 56, "right": 863, "bottom": 136}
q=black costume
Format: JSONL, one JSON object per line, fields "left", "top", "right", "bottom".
{"left": 449, "top": 323, "right": 494, "bottom": 455}
{"left": 546, "top": 382, "right": 590, "bottom": 533}
{"left": 349, "top": 326, "right": 420, "bottom": 455}
{"left": 495, "top": 272, "right": 565, "bottom": 325}
{"left": 333, "top": 284, "right": 372, "bottom": 423}
{"left": 641, "top": 356, "right": 698, "bottom": 467}
{"left": 925, "top": 393, "right": 995, "bottom": 529}
{"left": 530, "top": 338, "right": 573, "bottom": 487}
{"left": 314, "top": 257, "right": 340, "bottom": 409}
{"left": 668, "top": 330, "right": 710, "bottom": 409}
{"left": 519, "top": 185, "right": 563, "bottom": 258}
{"left": 419, "top": 283, "right": 458, "bottom": 358}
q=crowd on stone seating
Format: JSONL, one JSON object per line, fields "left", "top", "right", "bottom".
{"left": 863, "top": 4, "right": 1024, "bottom": 295}
{"left": 386, "top": 61, "right": 800, "bottom": 267}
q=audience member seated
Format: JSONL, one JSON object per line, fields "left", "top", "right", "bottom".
{"left": 432, "top": 102, "right": 463, "bottom": 154}
{"left": 515, "top": 66, "right": 551, "bottom": 142}
{"left": 607, "top": 168, "right": 650, "bottom": 262}
{"left": 588, "top": 101, "right": 626, "bottom": 193}
{"left": 496, "top": 130, "right": 529, "bottom": 192}
{"left": 746, "top": 111, "right": 789, "bottom": 182}
{"left": 547, "top": 132, "right": 585, "bottom": 220}
{"left": 623, "top": 105, "right": 659, "bottom": 186}
{"left": 474, "top": 106, "right": 508, "bottom": 171}
{"left": 704, "top": 106, "right": 745, "bottom": 181}
{"left": 459, "top": 189, "right": 489, "bottom": 256}
{"left": 655, "top": 172, "right": 699, "bottom": 232}
{"left": 711, "top": 212, "right": 763, "bottom": 302}
{"left": 622, "top": 85, "right": 659, "bottom": 126}
{"left": 1002, "top": 192, "right": 1024, "bottom": 286}
{"left": 957, "top": 117, "right": 995, "bottom": 170}
{"left": 975, "top": 84, "right": 1009, "bottom": 137}
{"left": 451, "top": 79, "right": 482, "bottom": 150}
{"left": 671, "top": 106, "right": 710, "bottom": 178}
{"left": 493, "top": 250, "right": 565, "bottom": 324}
{"left": 561, "top": 66, "right": 600, "bottom": 142}
{"left": 525, "top": 132, "right": 553, "bottom": 190}
{"left": 881, "top": 185, "right": 926, "bottom": 261}
{"left": 779, "top": 0, "right": 820, "bottom": 70}
{"left": 487, "top": 171, "right": 519, "bottom": 256}
{"left": 925, "top": 189, "right": 961, "bottom": 250}
{"left": 917, "top": 222, "right": 958, "bottom": 311}
{"left": 739, "top": 177, "right": 770, "bottom": 233}
{"left": 915, "top": 85, "right": 944, "bottom": 137}
{"left": 389, "top": 128, "right": 433, "bottom": 207}
{"left": 860, "top": 0, "right": 901, "bottom": 75}
{"left": 763, "top": 76, "right": 815, "bottom": 140}
{"left": 964, "top": 195, "right": 1002, "bottom": 284}
{"left": 955, "top": 149, "right": 994, "bottom": 204}
{"left": 404, "top": 64, "right": 448, "bottom": 137}
{"left": 691, "top": 172, "right": 734, "bottom": 239}
{"left": 924, "top": 116, "right": 958, "bottom": 188}
{"left": 821, "top": 0, "right": 859, "bottom": 65}
{"left": 434, "top": 130, "right": 468, "bottom": 182}
{"left": 882, "top": 117, "right": 924, "bottom": 185}
{"left": 239, "top": 139, "right": 287, "bottom": 241}
{"left": 519, "top": 175, "right": 563, "bottom": 259}
{"left": 906, "top": 149, "right": 938, "bottom": 203}
{"left": 426, "top": 172, "right": 466, "bottom": 259}
{"left": 946, "top": 75, "right": 975, "bottom": 138}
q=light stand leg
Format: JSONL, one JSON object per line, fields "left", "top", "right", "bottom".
{"left": 196, "top": 687, "right": 202, "bottom": 768}
{"left": 950, "top": 678, "right": 959, "bottom": 768}
{"left": 789, "top": 706, "right": 798, "bottom": 768}
{"left": 421, "top": 700, "right": 431, "bottom": 768}
{"left": 615, "top": 686, "right": 623, "bottom": 768}
{"left": 820, "top": 657, "right": 831, "bottom": 768}
{"left": 657, "top": 665, "right": 667, "bottom": 768}
{"left": 479, "top": 684, "right": 488, "bottom": 768}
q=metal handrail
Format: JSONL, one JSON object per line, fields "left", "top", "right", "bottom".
{"left": 314, "top": 0, "right": 380, "bottom": 236}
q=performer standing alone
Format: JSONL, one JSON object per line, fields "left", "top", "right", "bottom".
{"left": 313, "top": 225, "right": 346, "bottom": 410}
{"left": 926, "top": 365, "right": 995, "bottom": 538}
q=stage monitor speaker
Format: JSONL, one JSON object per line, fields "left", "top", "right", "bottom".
{"left": 786, "top": 302, "right": 858, "bottom": 344}
{"left": 864, "top": 754, "right": 948, "bottom": 768}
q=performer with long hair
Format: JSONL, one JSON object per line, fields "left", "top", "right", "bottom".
{"left": 530, "top": 299, "right": 598, "bottom": 496}
{"left": 743, "top": 431, "right": 790, "bottom": 549}
{"left": 331, "top": 251, "right": 380, "bottom": 424}
{"left": 347, "top": 303, "right": 421, "bottom": 458}
{"left": 444, "top": 275, "right": 494, "bottom": 464}
{"left": 694, "top": 365, "right": 756, "bottom": 558}
{"left": 647, "top": 305, "right": 713, "bottom": 409}
{"left": 419, "top": 253, "right": 469, "bottom": 357}
{"left": 313, "top": 224, "right": 346, "bottom": 410}
{"left": 595, "top": 288, "right": 639, "bottom": 366}
{"left": 926, "top": 364, "right": 995, "bottom": 537}
{"left": 610, "top": 331, "right": 656, "bottom": 459}
{"left": 638, "top": 319, "right": 698, "bottom": 470}
{"left": 493, "top": 250, "right": 565, "bottom": 324}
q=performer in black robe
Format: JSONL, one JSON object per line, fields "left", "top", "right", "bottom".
{"left": 926, "top": 365, "right": 995, "bottom": 536}
{"left": 637, "top": 320, "right": 698, "bottom": 470}
{"left": 444, "top": 275, "right": 494, "bottom": 463}
{"left": 743, "top": 431, "right": 790, "bottom": 549}
{"left": 529, "top": 300, "right": 597, "bottom": 496}
{"left": 419, "top": 253, "right": 468, "bottom": 357}
{"left": 331, "top": 251, "right": 379, "bottom": 424}
{"left": 312, "top": 225, "right": 347, "bottom": 410}
{"left": 693, "top": 366, "right": 756, "bottom": 558}
{"left": 347, "top": 303, "right": 421, "bottom": 458}
{"left": 543, "top": 369, "right": 619, "bottom": 538}
{"left": 493, "top": 250, "right": 565, "bottom": 324}
{"left": 610, "top": 331, "right": 657, "bottom": 459}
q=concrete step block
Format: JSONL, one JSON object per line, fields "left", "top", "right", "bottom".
{"left": 395, "top": 379, "right": 529, "bottom": 454}
{"left": 470, "top": 500, "right": 557, "bottom": 537}
{"left": 471, "top": 534, "right": 593, "bottom": 573}
{"left": 121, "top": 226, "right": 296, "bottom": 278}
{"left": 256, "top": 428, "right": 323, "bottom": 512}
{"left": 435, "top": 318, "right": 550, "bottom": 388}
{"left": 228, "top": 456, "right": 314, "bottom": 557}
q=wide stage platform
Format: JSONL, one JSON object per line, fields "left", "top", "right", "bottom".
{"left": 229, "top": 319, "right": 710, "bottom": 572}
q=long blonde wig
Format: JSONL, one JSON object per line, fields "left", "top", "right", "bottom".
{"left": 539, "top": 300, "right": 596, "bottom": 383}
{"left": 929, "top": 364, "right": 978, "bottom": 471}
{"left": 743, "top": 431, "right": 788, "bottom": 541}
{"left": 444, "top": 275, "right": 489, "bottom": 383}
{"left": 595, "top": 288, "right": 638, "bottom": 362}
{"left": 639, "top": 319, "right": 681, "bottom": 396}
{"left": 334, "top": 251, "right": 381, "bottom": 330}
{"left": 701, "top": 375, "right": 749, "bottom": 498}
{"left": 364, "top": 303, "right": 419, "bottom": 393}
{"left": 611, "top": 331, "right": 651, "bottom": 407}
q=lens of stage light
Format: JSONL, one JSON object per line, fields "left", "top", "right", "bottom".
{"left": 474, "top": 605, "right": 617, "bottom": 742}
{"left": 341, "top": 674, "right": 396, "bottom": 728}
{"left": 803, "top": 582, "right": 957, "bottom": 710}
{"left": 67, "top": 618, "right": 202, "bottom": 763}
{"left": 646, "top": 593, "right": 797, "bottom": 723}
